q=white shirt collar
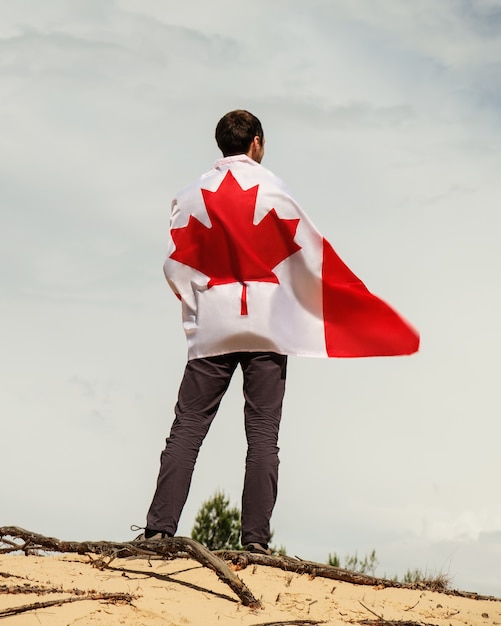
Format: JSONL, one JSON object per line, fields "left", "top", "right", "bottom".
{"left": 213, "top": 154, "right": 258, "bottom": 169}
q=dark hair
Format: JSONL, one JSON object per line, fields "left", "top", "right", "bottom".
{"left": 215, "top": 110, "right": 264, "bottom": 156}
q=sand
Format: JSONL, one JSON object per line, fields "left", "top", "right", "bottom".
{"left": 0, "top": 552, "right": 499, "bottom": 626}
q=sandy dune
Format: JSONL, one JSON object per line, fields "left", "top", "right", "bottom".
{"left": 1, "top": 551, "right": 499, "bottom": 626}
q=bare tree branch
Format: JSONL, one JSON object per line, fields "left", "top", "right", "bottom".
{"left": 0, "top": 591, "right": 135, "bottom": 619}
{"left": 216, "top": 551, "right": 501, "bottom": 601}
{"left": 0, "top": 526, "right": 261, "bottom": 608}
{"left": 217, "top": 550, "right": 397, "bottom": 587}
{"left": 250, "top": 621, "right": 326, "bottom": 626}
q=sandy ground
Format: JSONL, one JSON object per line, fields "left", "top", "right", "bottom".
{"left": 1, "top": 553, "right": 499, "bottom": 626}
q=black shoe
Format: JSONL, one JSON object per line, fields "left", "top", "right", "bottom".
{"left": 133, "top": 529, "right": 172, "bottom": 541}
{"left": 245, "top": 542, "right": 271, "bottom": 555}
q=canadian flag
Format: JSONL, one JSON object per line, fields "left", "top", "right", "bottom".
{"left": 164, "top": 155, "right": 419, "bottom": 360}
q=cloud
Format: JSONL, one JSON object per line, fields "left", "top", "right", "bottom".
{"left": 421, "top": 511, "right": 495, "bottom": 543}
{"left": 292, "top": 0, "right": 501, "bottom": 130}
{"left": 339, "top": 0, "right": 501, "bottom": 62}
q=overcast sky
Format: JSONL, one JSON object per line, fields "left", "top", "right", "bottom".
{"left": 2, "top": 0, "right": 501, "bottom": 596}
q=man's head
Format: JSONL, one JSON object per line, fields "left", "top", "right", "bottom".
{"left": 215, "top": 110, "right": 265, "bottom": 163}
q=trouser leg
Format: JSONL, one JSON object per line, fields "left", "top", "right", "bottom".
{"left": 240, "top": 352, "right": 287, "bottom": 546}
{"left": 146, "top": 355, "right": 238, "bottom": 534}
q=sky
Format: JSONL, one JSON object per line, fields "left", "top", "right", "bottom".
{"left": 2, "top": 0, "right": 501, "bottom": 596}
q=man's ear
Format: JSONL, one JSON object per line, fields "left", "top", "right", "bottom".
{"left": 246, "top": 136, "right": 264, "bottom": 162}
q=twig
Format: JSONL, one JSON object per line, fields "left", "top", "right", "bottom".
{"left": 0, "top": 591, "right": 135, "bottom": 619}
{"left": 356, "top": 622, "right": 436, "bottom": 626}
{"left": 404, "top": 600, "right": 420, "bottom": 611}
{"left": 0, "top": 572, "right": 27, "bottom": 580}
{"left": 359, "top": 600, "right": 385, "bottom": 620}
{"left": 114, "top": 565, "right": 238, "bottom": 604}
{"left": 1, "top": 584, "right": 59, "bottom": 595}
{"left": 252, "top": 619, "right": 326, "bottom": 626}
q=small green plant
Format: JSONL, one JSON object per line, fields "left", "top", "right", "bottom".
{"left": 327, "top": 550, "right": 451, "bottom": 591}
{"left": 327, "top": 549, "right": 379, "bottom": 576}
{"left": 402, "top": 567, "right": 426, "bottom": 584}
{"left": 272, "top": 544, "right": 287, "bottom": 556}
{"left": 401, "top": 568, "right": 451, "bottom": 591}
{"left": 327, "top": 553, "right": 340, "bottom": 567}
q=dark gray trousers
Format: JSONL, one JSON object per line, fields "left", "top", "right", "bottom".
{"left": 146, "top": 351, "right": 287, "bottom": 546}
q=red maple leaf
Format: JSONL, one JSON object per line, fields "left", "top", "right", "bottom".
{"left": 170, "top": 170, "right": 301, "bottom": 315}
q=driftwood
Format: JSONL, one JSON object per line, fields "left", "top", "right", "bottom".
{"left": 356, "top": 622, "right": 435, "bottom": 626}
{"left": 249, "top": 619, "right": 326, "bottom": 626}
{"left": 1, "top": 583, "right": 82, "bottom": 595}
{"left": 219, "top": 550, "right": 393, "bottom": 587}
{"left": 0, "top": 590, "right": 135, "bottom": 619}
{"left": 217, "top": 551, "right": 501, "bottom": 602}
{"left": 0, "top": 526, "right": 261, "bottom": 608}
{"left": 250, "top": 621, "right": 326, "bottom": 626}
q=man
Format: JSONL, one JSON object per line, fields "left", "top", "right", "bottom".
{"left": 138, "top": 111, "right": 285, "bottom": 555}
{"left": 137, "top": 110, "right": 419, "bottom": 553}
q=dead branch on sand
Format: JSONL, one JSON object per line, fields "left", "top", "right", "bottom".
{"left": 249, "top": 619, "right": 326, "bottom": 626}
{"left": 220, "top": 550, "right": 390, "bottom": 587}
{"left": 0, "top": 526, "right": 261, "bottom": 609}
{"left": 0, "top": 591, "right": 135, "bottom": 619}
{"left": 356, "top": 622, "right": 436, "bottom": 626}
{"left": 216, "top": 551, "right": 500, "bottom": 601}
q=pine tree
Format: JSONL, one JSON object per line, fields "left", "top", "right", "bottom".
{"left": 191, "top": 490, "right": 241, "bottom": 550}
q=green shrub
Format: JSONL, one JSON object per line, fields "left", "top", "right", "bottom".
{"left": 191, "top": 490, "right": 241, "bottom": 550}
